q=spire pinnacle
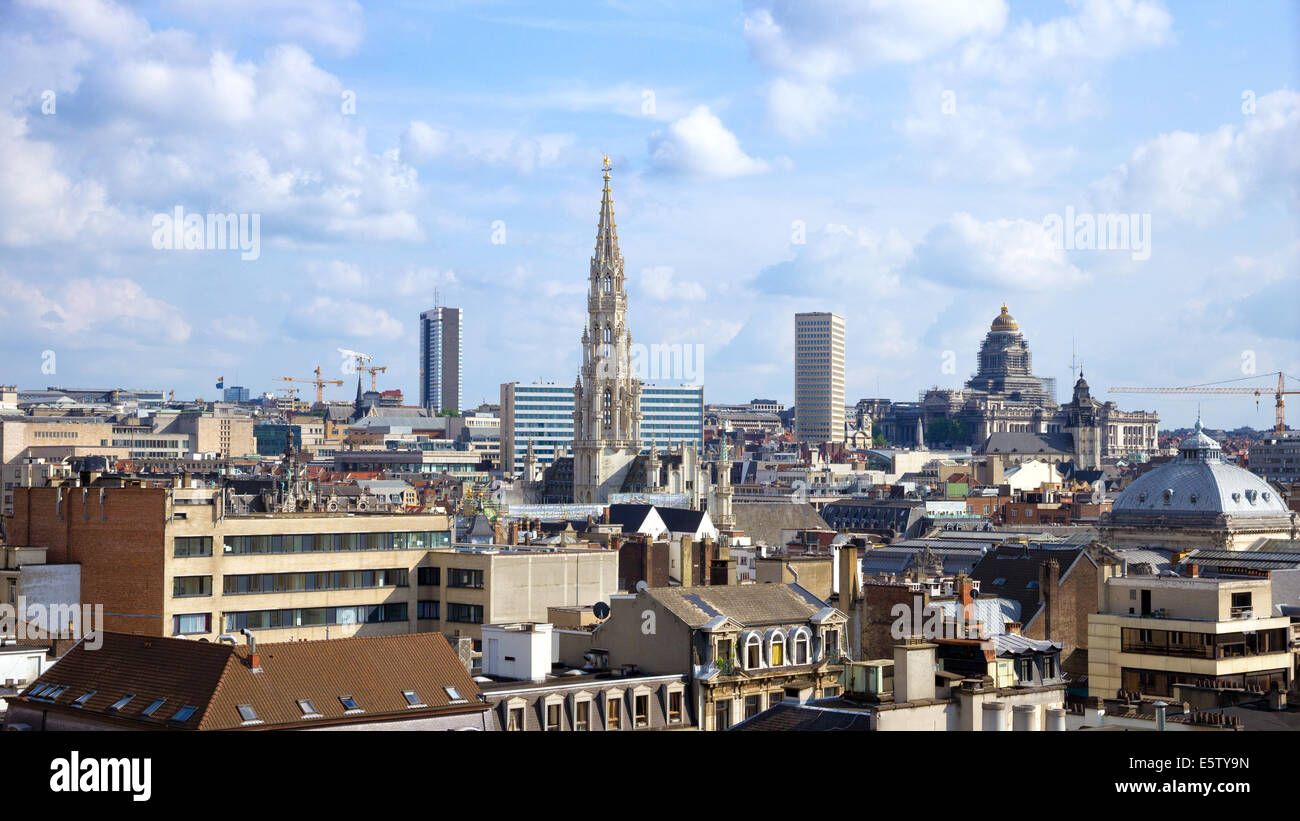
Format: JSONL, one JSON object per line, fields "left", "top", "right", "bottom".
{"left": 595, "top": 156, "right": 620, "bottom": 262}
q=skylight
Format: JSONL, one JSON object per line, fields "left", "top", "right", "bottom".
{"left": 141, "top": 698, "right": 166, "bottom": 717}
{"left": 109, "top": 694, "right": 136, "bottom": 712}
{"left": 170, "top": 704, "right": 198, "bottom": 724}
{"left": 71, "top": 690, "right": 96, "bottom": 707}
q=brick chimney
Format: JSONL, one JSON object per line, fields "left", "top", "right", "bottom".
{"left": 507, "top": 522, "right": 519, "bottom": 546}
{"left": 680, "top": 535, "right": 693, "bottom": 588}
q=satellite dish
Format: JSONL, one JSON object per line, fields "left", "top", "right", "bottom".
{"left": 635, "top": 580, "right": 648, "bottom": 593}
{"left": 593, "top": 602, "right": 611, "bottom": 620}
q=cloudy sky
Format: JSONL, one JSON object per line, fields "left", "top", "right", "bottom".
{"left": 1, "top": 0, "right": 1296, "bottom": 428}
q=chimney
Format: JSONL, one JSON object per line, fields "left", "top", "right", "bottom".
{"left": 893, "top": 638, "right": 937, "bottom": 704}
{"left": 603, "top": 506, "right": 611, "bottom": 525}
{"left": 839, "top": 546, "right": 860, "bottom": 605}
{"left": 610, "top": 534, "right": 622, "bottom": 553}
{"left": 1188, "top": 563, "right": 1200, "bottom": 578}
{"left": 507, "top": 522, "right": 519, "bottom": 546}
{"left": 680, "top": 535, "right": 693, "bottom": 588}
{"left": 1268, "top": 681, "right": 1288, "bottom": 711}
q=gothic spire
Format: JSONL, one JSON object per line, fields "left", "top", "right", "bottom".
{"left": 595, "top": 155, "right": 620, "bottom": 262}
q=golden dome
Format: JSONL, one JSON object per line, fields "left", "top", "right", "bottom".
{"left": 991, "top": 302, "right": 1018, "bottom": 332}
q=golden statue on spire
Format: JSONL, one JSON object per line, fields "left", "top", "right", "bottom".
{"left": 602, "top": 154, "right": 611, "bottom": 179}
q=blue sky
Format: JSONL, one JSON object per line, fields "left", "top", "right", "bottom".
{"left": 1, "top": 0, "right": 1296, "bottom": 428}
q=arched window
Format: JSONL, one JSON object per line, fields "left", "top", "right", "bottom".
{"left": 791, "top": 628, "right": 811, "bottom": 665}
{"left": 603, "top": 275, "right": 612, "bottom": 294}
{"left": 602, "top": 389, "right": 612, "bottom": 429}
{"left": 765, "top": 628, "right": 787, "bottom": 666}
{"left": 742, "top": 632, "right": 762, "bottom": 669}
{"left": 603, "top": 325, "right": 612, "bottom": 343}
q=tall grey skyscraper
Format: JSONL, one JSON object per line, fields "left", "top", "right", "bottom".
{"left": 420, "top": 305, "right": 462, "bottom": 414}
{"left": 794, "top": 311, "right": 845, "bottom": 444}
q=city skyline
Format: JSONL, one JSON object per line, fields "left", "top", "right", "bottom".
{"left": 0, "top": 1, "right": 1297, "bottom": 427}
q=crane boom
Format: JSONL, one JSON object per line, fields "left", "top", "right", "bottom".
{"left": 1110, "top": 372, "right": 1299, "bottom": 433}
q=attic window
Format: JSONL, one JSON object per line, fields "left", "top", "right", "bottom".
{"left": 47, "top": 686, "right": 68, "bottom": 699}
{"left": 236, "top": 704, "right": 261, "bottom": 724}
{"left": 339, "top": 695, "right": 363, "bottom": 713}
{"left": 29, "top": 684, "right": 53, "bottom": 697}
{"left": 109, "top": 694, "right": 136, "bottom": 712}
{"left": 71, "top": 690, "right": 96, "bottom": 708}
{"left": 141, "top": 698, "right": 166, "bottom": 717}
{"left": 402, "top": 690, "right": 426, "bottom": 708}
{"left": 993, "top": 577, "right": 1007, "bottom": 585}
{"left": 444, "top": 686, "right": 467, "bottom": 704}
{"left": 169, "top": 704, "right": 198, "bottom": 724}
{"left": 296, "top": 698, "right": 319, "bottom": 717}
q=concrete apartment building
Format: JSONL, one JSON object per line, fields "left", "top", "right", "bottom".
{"left": 7, "top": 485, "right": 616, "bottom": 661}
{"left": 413, "top": 544, "right": 617, "bottom": 652}
{"left": 1249, "top": 430, "right": 1300, "bottom": 484}
{"left": 6, "top": 484, "right": 454, "bottom": 641}
{"left": 794, "top": 312, "right": 845, "bottom": 445}
{"left": 1088, "top": 574, "right": 1293, "bottom": 698}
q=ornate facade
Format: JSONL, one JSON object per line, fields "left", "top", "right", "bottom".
{"left": 573, "top": 158, "right": 643, "bottom": 503}
{"left": 871, "top": 304, "right": 1158, "bottom": 465}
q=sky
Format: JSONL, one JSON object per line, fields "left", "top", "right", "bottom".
{"left": 0, "top": 0, "right": 1297, "bottom": 429}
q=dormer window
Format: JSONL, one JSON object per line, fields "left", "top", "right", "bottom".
{"left": 792, "top": 631, "right": 810, "bottom": 665}
{"left": 743, "top": 633, "right": 762, "bottom": 669}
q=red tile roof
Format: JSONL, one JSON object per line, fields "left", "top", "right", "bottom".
{"left": 15, "top": 631, "right": 489, "bottom": 730}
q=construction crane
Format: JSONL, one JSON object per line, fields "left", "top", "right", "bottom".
{"left": 277, "top": 366, "right": 344, "bottom": 404}
{"left": 1110, "top": 371, "right": 1300, "bottom": 433}
{"left": 336, "top": 347, "right": 387, "bottom": 391}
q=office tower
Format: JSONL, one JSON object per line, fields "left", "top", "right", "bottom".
{"left": 420, "top": 306, "right": 462, "bottom": 415}
{"left": 794, "top": 312, "right": 845, "bottom": 444}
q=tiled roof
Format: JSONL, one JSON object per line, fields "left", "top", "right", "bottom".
{"left": 970, "top": 545, "right": 1088, "bottom": 628}
{"left": 978, "top": 432, "right": 1074, "bottom": 455}
{"left": 13, "top": 631, "right": 489, "bottom": 730}
{"left": 647, "top": 583, "right": 835, "bottom": 629}
{"left": 731, "top": 702, "right": 872, "bottom": 731}
{"left": 730, "top": 502, "right": 830, "bottom": 546}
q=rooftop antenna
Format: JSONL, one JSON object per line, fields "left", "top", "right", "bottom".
{"left": 1069, "top": 336, "right": 1080, "bottom": 383}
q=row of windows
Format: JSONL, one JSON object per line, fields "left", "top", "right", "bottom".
{"left": 217, "top": 531, "right": 450, "bottom": 556}
{"left": 219, "top": 603, "right": 409, "bottom": 632}
{"left": 220, "top": 569, "right": 408, "bottom": 595}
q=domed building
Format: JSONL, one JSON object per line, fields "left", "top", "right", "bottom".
{"left": 1100, "top": 420, "right": 1297, "bottom": 551}
{"left": 873, "top": 304, "right": 1159, "bottom": 469}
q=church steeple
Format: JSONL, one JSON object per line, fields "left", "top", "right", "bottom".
{"left": 595, "top": 155, "right": 620, "bottom": 262}
{"left": 573, "top": 156, "right": 642, "bottom": 503}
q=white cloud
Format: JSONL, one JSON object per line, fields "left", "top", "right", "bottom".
{"left": 765, "top": 78, "right": 843, "bottom": 141}
{"left": 164, "top": 0, "right": 366, "bottom": 56}
{"left": 956, "top": 0, "right": 1174, "bottom": 81}
{"left": 906, "top": 212, "right": 1088, "bottom": 291}
{"left": 285, "top": 296, "right": 404, "bottom": 340}
{"left": 640, "top": 265, "right": 707, "bottom": 302}
{"left": 0, "top": 112, "right": 123, "bottom": 246}
{"left": 743, "top": 0, "right": 1007, "bottom": 78}
{"left": 1091, "top": 89, "right": 1300, "bottom": 225}
{"left": 396, "top": 266, "right": 458, "bottom": 298}
{"left": 0, "top": 269, "right": 191, "bottom": 344}
{"left": 743, "top": 0, "right": 1006, "bottom": 138}
{"left": 648, "top": 106, "right": 768, "bottom": 178}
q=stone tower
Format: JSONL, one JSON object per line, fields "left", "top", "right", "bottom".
{"left": 573, "top": 157, "right": 643, "bottom": 503}
{"left": 1066, "top": 370, "right": 1101, "bottom": 470}
{"left": 711, "top": 422, "right": 736, "bottom": 530}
